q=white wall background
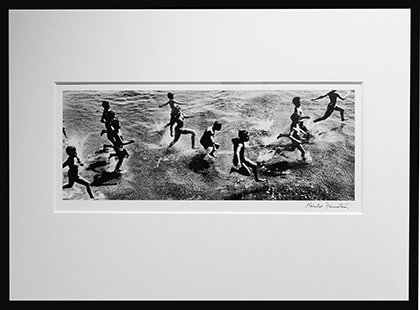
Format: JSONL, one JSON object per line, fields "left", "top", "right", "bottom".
{"left": 10, "top": 9, "right": 410, "bottom": 300}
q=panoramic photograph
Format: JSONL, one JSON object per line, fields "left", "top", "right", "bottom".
{"left": 62, "top": 88, "right": 356, "bottom": 201}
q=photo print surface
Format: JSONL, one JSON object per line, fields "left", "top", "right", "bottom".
{"left": 60, "top": 84, "right": 359, "bottom": 204}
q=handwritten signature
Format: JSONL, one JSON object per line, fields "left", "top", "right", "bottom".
{"left": 305, "top": 202, "right": 350, "bottom": 209}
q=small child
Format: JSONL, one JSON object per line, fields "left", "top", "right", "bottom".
{"left": 229, "top": 130, "right": 265, "bottom": 182}
{"left": 63, "top": 146, "right": 95, "bottom": 199}
{"left": 292, "top": 96, "right": 310, "bottom": 139}
{"left": 100, "top": 101, "right": 117, "bottom": 143}
{"left": 159, "top": 92, "right": 184, "bottom": 136}
{"left": 168, "top": 110, "right": 197, "bottom": 149}
{"left": 104, "top": 118, "right": 134, "bottom": 173}
{"left": 100, "top": 101, "right": 113, "bottom": 124}
{"left": 200, "top": 121, "right": 222, "bottom": 158}
{"left": 312, "top": 90, "right": 347, "bottom": 123}
{"left": 282, "top": 113, "right": 306, "bottom": 161}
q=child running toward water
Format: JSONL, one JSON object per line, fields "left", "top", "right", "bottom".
{"left": 168, "top": 110, "right": 197, "bottom": 149}
{"left": 63, "top": 146, "right": 95, "bottom": 199}
{"left": 277, "top": 97, "right": 311, "bottom": 141}
{"left": 292, "top": 96, "right": 310, "bottom": 138}
{"left": 159, "top": 92, "right": 185, "bottom": 137}
{"left": 100, "top": 101, "right": 117, "bottom": 143}
{"left": 104, "top": 118, "right": 135, "bottom": 173}
{"left": 200, "top": 121, "right": 222, "bottom": 158}
{"left": 311, "top": 90, "right": 347, "bottom": 123}
{"left": 277, "top": 113, "right": 306, "bottom": 161}
{"left": 100, "top": 101, "right": 113, "bottom": 124}
{"left": 229, "top": 130, "right": 265, "bottom": 182}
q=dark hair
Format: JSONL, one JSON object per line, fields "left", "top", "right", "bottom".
{"left": 292, "top": 97, "right": 300, "bottom": 105}
{"left": 213, "top": 121, "right": 222, "bottom": 130}
{"left": 65, "top": 145, "right": 76, "bottom": 155}
{"left": 238, "top": 129, "right": 248, "bottom": 138}
{"left": 167, "top": 92, "right": 174, "bottom": 99}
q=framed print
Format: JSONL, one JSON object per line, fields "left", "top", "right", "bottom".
{"left": 10, "top": 9, "right": 415, "bottom": 301}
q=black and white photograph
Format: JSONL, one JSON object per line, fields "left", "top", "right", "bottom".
{"left": 61, "top": 86, "right": 357, "bottom": 202}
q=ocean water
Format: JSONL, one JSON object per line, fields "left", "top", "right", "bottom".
{"left": 62, "top": 89, "right": 356, "bottom": 200}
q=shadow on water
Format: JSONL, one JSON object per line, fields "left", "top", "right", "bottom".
{"left": 85, "top": 160, "right": 108, "bottom": 172}
{"left": 188, "top": 153, "right": 211, "bottom": 173}
{"left": 85, "top": 149, "right": 121, "bottom": 186}
{"left": 261, "top": 160, "right": 309, "bottom": 177}
{"left": 91, "top": 171, "right": 120, "bottom": 186}
{"left": 331, "top": 123, "right": 346, "bottom": 132}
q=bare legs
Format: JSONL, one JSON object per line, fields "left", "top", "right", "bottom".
{"left": 229, "top": 158, "right": 265, "bottom": 182}
{"left": 169, "top": 128, "right": 196, "bottom": 149}
{"left": 314, "top": 106, "right": 345, "bottom": 123}
{"left": 63, "top": 177, "right": 94, "bottom": 199}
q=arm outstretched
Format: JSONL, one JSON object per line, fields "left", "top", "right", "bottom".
{"left": 311, "top": 93, "right": 327, "bottom": 101}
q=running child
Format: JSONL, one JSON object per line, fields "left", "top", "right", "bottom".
{"left": 229, "top": 130, "right": 265, "bottom": 182}
{"left": 100, "top": 101, "right": 114, "bottom": 125}
{"left": 159, "top": 92, "right": 185, "bottom": 136}
{"left": 311, "top": 90, "right": 347, "bottom": 123}
{"left": 277, "top": 113, "right": 306, "bottom": 161}
{"left": 63, "top": 146, "right": 95, "bottom": 199}
{"left": 292, "top": 96, "right": 310, "bottom": 138}
{"left": 104, "top": 118, "right": 135, "bottom": 173}
{"left": 168, "top": 110, "right": 197, "bottom": 149}
{"left": 277, "top": 96, "right": 311, "bottom": 140}
{"left": 200, "top": 121, "right": 222, "bottom": 158}
{"left": 100, "top": 101, "right": 117, "bottom": 143}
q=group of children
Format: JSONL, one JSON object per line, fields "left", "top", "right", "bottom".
{"left": 158, "top": 92, "right": 223, "bottom": 158}
{"left": 100, "top": 100, "right": 135, "bottom": 173}
{"left": 62, "top": 100, "right": 135, "bottom": 199}
{"left": 63, "top": 90, "right": 348, "bottom": 199}
{"left": 158, "top": 90, "right": 347, "bottom": 183}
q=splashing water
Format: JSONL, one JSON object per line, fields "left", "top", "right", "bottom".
{"left": 251, "top": 119, "right": 274, "bottom": 131}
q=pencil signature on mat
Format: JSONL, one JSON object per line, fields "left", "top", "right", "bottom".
{"left": 305, "top": 202, "right": 350, "bottom": 209}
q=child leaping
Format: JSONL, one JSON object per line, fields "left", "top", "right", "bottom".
{"left": 200, "top": 121, "right": 222, "bottom": 158}
{"left": 311, "top": 90, "right": 347, "bottom": 123}
{"left": 104, "top": 118, "right": 135, "bottom": 173}
{"left": 159, "top": 92, "right": 185, "bottom": 137}
{"left": 277, "top": 113, "right": 306, "bottom": 161}
{"left": 277, "top": 96, "right": 311, "bottom": 141}
{"left": 168, "top": 110, "right": 197, "bottom": 149}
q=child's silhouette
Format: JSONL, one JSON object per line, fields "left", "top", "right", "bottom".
{"left": 63, "top": 146, "right": 95, "bottom": 199}
{"left": 312, "top": 90, "right": 347, "bottom": 123}
{"left": 229, "top": 130, "right": 265, "bottom": 182}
